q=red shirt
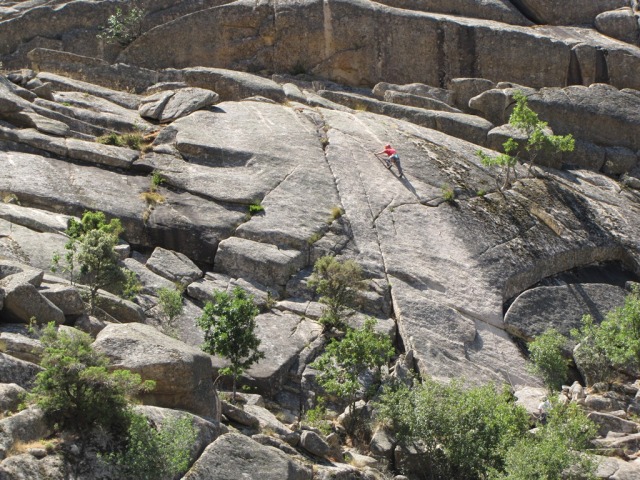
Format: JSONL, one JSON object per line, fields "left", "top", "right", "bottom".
{"left": 384, "top": 147, "right": 396, "bottom": 156}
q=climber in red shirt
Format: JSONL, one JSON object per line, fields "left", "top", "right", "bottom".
{"left": 375, "top": 144, "right": 404, "bottom": 177}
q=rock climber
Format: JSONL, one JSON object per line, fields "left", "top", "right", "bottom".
{"left": 375, "top": 143, "right": 404, "bottom": 177}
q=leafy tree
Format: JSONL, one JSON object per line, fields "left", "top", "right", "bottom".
{"left": 477, "top": 91, "right": 575, "bottom": 190}
{"left": 109, "top": 412, "right": 198, "bottom": 480}
{"left": 52, "top": 211, "right": 129, "bottom": 314}
{"left": 377, "top": 379, "right": 530, "bottom": 479}
{"left": 196, "top": 287, "right": 265, "bottom": 401}
{"left": 97, "top": 6, "right": 145, "bottom": 46}
{"left": 572, "top": 286, "right": 640, "bottom": 385}
{"left": 494, "top": 400, "right": 597, "bottom": 480}
{"left": 527, "top": 328, "right": 569, "bottom": 392}
{"left": 312, "top": 318, "right": 394, "bottom": 432}
{"left": 309, "top": 255, "right": 364, "bottom": 332}
{"left": 157, "top": 286, "right": 184, "bottom": 328}
{"left": 30, "top": 323, "right": 154, "bottom": 439}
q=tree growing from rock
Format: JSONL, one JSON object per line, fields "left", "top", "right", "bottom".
{"left": 52, "top": 210, "right": 129, "bottom": 314}
{"left": 527, "top": 328, "right": 569, "bottom": 392}
{"left": 572, "top": 285, "right": 640, "bottom": 385}
{"left": 30, "top": 323, "right": 155, "bottom": 441}
{"left": 477, "top": 91, "right": 575, "bottom": 190}
{"left": 197, "top": 287, "right": 264, "bottom": 402}
{"left": 157, "top": 286, "right": 184, "bottom": 333}
{"left": 309, "top": 255, "right": 364, "bottom": 332}
{"left": 311, "top": 318, "right": 394, "bottom": 433}
{"left": 97, "top": 5, "right": 145, "bottom": 46}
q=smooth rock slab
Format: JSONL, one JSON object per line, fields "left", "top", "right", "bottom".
{"left": 0, "top": 277, "right": 65, "bottom": 325}
{"left": 93, "top": 323, "right": 219, "bottom": 419}
{"left": 300, "top": 430, "right": 331, "bottom": 458}
{"left": 139, "top": 87, "right": 219, "bottom": 122}
{"left": 0, "top": 332, "right": 42, "bottom": 364}
{"left": 182, "top": 432, "right": 312, "bottom": 480}
{"left": 215, "top": 237, "right": 306, "bottom": 291}
{"left": 0, "top": 353, "right": 41, "bottom": 389}
{"left": 146, "top": 247, "right": 203, "bottom": 286}
{"left": 504, "top": 283, "right": 628, "bottom": 341}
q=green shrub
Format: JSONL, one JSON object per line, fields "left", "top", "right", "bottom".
{"left": 30, "top": 323, "right": 154, "bottom": 438}
{"left": 51, "top": 211, "right": 127, "bottom": 313}
{"left": 121, "top": 269, "right": 142, "bottom": 301}
{"left": 150, "top": 171, "right": 165, "bottom": 191}
{"left": 309, "top": 255, "right": 364, "bottom": 332}
{"left": 97, "top": 132, "right": 145, "bottom": 150}
{"left": 109, "top": 412, "right": 198, "bottom": 480}
{"left": 157, "top": 286, "right": 184, "bottom": 326}
{"left": 303, "top": 397, "right": 332, "bottom": 436}
{"left": 494, "top": 401, "right": 597, "bottom": 480}
{"left": 527, "top": 328, "right": 569, "bottom": 392}
{"left": 441, "top": 184, "right": 455, "bottom": 202}
{"left": 197, "top": 287, "right": 264, "bottom": 401}
{"left": 248, "top": 201, "right": 264, "bottom": 216}
{"left": 571, "top": 286, "right": 640, "bottom": 385}
{"left": 312, "top": 318, "right": 394, "bottom": 432}
{"left": 377, "top": 379, "right": 530, "bottom": 479}
{"left": 97, "top": 6, "right": 145, "bottom": 46}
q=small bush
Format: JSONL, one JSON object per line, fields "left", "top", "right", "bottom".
{"left": 109, "top": 412, "right": 198, "bottom": 480}
{"left": 97, "top": 6, "right": 145, "bottom": 46}
{"left": 309, "top": 255, "right": 364, "bottom": 332}
{"left": 329, "top": 206, "right": 343, "bottom": 222}
{"left": 307, "top": 232, "right": 323, "bottom": 245}
{"left": 442, "top": 184, "right": 455, "bottom": 202}
{"left": 303, "top": 398, "right": 332, "bottom": 436}
{"left": 140, "top": 191, "right": 165, "bottom": 206}
{"left": 121, "top": 269, "right": 142, "bottom": 301}
{"left": 157, "top": 287, "right": 184, "bottom": 325}
{"left": 150, "top": 171, "right": 165, "bottom": 191}
{"left": 248, "top": 201, "right": 264, "bottom": 216}
{"left": 97, "top": 132, "right": 145, "bottom": 151}
{"left": 527, "top": 328, "right": 569, "bottom": 392}
{"left": 477, "top": 189, "right": 487, "bottom": 197}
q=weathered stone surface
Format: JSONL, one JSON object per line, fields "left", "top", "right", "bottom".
{"left": 92, "top": 289, "right": 145, "bottom": 324}
{"left": 0, "top": 274, "right": 66, "bottom": 325}
{"left": 38, "top": 283, "right": 85, "bottom": 319}
{"left": 213, "top": 311, "right": 322, "bottom": 396}
{"left": 123, "top": 257, "right": 176, "bottom": 295}
{"left": 93, "top": 323, "right": 219, "bottom": 419}
{"left": 603, "top": 146, "right": 638, "bottom": 176}
{"left": 66, "top": 138, "right": 139, "bottom": 169}
{"left": 243, "top": 404, "right": 294, "bottom": 437}
{"left": 594, "top": 455, "right": 640, "bottom": 480}
{"left": 0, "top": 353, "right": 41, "bottom": 389}
{"left": 0, "top": 153, "right": 244, "bottom": 264}
{"left": 182, "top": 432, "right": 312, "bottom": 480}
{"left": 319, "top": 90, "right": 493, "bottom": 146}
{"left": 0, "top": 407, "right": 51, "bottom": 461}
{"left": 0, "top": 453, "right": 64, "bottom": 480}
{"left": 73, "top": 315, "right": 106, "bottom": 338}
{"left": 448, "top": 78, "right": 497, "bottom": 112}
{"left": 118, "top": 0, "right": 640, "bottom": 90}
{"left": 146, "top": 247, "right": 203, "bottom": 286}
{"left": 504, "top": 283, "right": 628, "bottom": 341}
{"left": 221, "top": 401, "right": 260, "bottom": 428}
{"left": 139, "top": 87, "right": 219, "bottom": 122}
{"left": 517, "top": 0, "right": 629, "bottom": 25}
{"left": 0, "top": 383, "right": 26, "bottom": 412}
{"left": 215, "top": 237, "right": 306, "bottom": 290}
{"left": 595, "top": 8, "right": 639, "bottom": 44}
{"left": 383, "top": 91, "right": 461, "bottom": 113}
{"left": 588, "top": 411, "right": 640, "bottom": 437}
{"left": 35, "top": 70, "right": 141, "bottom": 109}
{"left": 300, "top": 430, "right": 331, "bottom": 458}
{"left": 0, "top": 203, "right": 72, "bottom": 234}
{"left": 0, "top": 332, "right": 42, "bottom": 364}
{"left": 514, "top": 386, "right": 547, "bottom": 417}
{"left": 0, "top": 220, "right": 68, "bottom": 274}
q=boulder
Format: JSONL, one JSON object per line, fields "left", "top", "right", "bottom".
{"left": 300, "top": 430, "right": 331, "bottom": 458}
{"left": 587, "top": 411, "right": 640, "bottom": 437}
{"left": 145, "top": 247, "right": 203, "bottom": 286}
{"left": 0, "top": 203, "right": 72, "bottom": 234}
{"left": 66, "top": 138, "right": 139, "bottom": 169}
{"left": 122, "top": 257, "right": 176, "bottom": 296}
{"left": 595, "top": 8, "right": 640, "bottom": 45}
{"left": 603, "top": 146, "right": 638, "bottom": 176}
{"left": 93, "top": 289, "right": 145, "bottom": 324}
{"left": 514, "top": 386, "right": 548, "bottom": 417}
{"left": 515, "top": 0, "right": 629, "bottom": 25}
{"left": 182, "top": 432, "right": 312, "bottom": 480}
{"left": 504, "top": 283, "right": 628, "bottom": 341}
{"left": 0, "top": 353, "right": 41, "bottom": 389}
{"left": 0, "top": 454, "right": 64, "bottom": 480}
{"left": 0, "top": 407, "right": 51, "bottom": 461}
{"left": 448, "top": 78, "right": 496, "bottom": 112}
{"left": 73, "top": 315, "right": 106, "bottom": 338}
{"left": 214, "top": 237, "right": 306, "bottom": 291}
{"left": 0, "top": 383, "right": 27, "bottom": 412}
{"left": 93, "top": 323, "right": 219, "bottom": 419}
{"left": 372, "top": 82, "right": 454, "bottom": 105}
{"left": 138, "top": 87, "right": 220, "bottom": 122}
{"left": 0, "top": 274, "right": 66, "bottom": 325}
{"left": 0, "top": 332, "right": 43, "bottom": 364}
{"left": 220, "top": 401, "right": 260, "bottom": 428}
{"left": 382, "top": 91, "right": 461, "bottom": 113}
{"left": 38, "top": 283, "right": 85, "bottom": 319}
